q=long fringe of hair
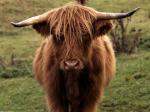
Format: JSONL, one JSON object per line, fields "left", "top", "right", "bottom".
{"left": 47, "top": 4, "right": 97, "bottom": 49}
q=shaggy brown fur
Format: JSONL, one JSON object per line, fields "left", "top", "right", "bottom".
{"left": 32, "top": 2, "right": 116, "bottom": 112}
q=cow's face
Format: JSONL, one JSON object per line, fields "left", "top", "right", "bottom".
{"left": 11, "top": 4, "right": 139, "bottom": 71}
{"left": 50, "top": 26, "right": 112, "bottom": 71}
{"left": 51, "top": 29, "right": 92, "bottom": 71}
{"left": 45, "top": 6, "right": 112, "bottom": 71}
{"left": 29, "top": 5, "right": 113, "bottom": 71}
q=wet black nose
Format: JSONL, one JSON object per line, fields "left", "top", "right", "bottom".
{"left": 64, "top": 59, "right": 79, "bottom": 70}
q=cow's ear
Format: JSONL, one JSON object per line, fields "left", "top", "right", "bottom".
{"left": 32, "top": 21, "right": 50, "bottom": 37}
{"left": 94, "top": 20, "right": 112, "bottom": 37}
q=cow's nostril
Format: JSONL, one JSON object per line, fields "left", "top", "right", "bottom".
{"left": 64, "top": 60, "right": 79, "bottom": 69}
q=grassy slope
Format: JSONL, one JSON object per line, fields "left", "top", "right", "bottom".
{"left": 0, "top": 0, "right": 150, "bottom": 112}
{"left": 100, "top": 51, "right": 150, "bottom": 112}
{"left": 0, "top": 77, "right": 46, "bottom": 112}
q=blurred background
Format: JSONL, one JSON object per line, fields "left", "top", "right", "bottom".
{"left": 0, "top": 0, "right": 150, "bottom": 112}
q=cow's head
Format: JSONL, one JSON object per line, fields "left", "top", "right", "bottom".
{"left": 11, "top": 4, "right": 139, "bottom": 71}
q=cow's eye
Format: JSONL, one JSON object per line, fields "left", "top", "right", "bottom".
{"left": 53, "top": 34, "right": 64, "bottom": 45}
{"left": 82, "top": 33, "right": 92, "bottom": 43}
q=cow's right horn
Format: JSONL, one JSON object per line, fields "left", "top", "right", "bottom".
{"left": 11, "top": 11, "right": 51, "bottom": 27}
{"left": 96, "top": 7, "right": 140, "bottom": 20}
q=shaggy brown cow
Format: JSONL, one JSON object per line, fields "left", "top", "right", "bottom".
{"left": 11, "top": 0, "right": 139, "bottom": 112}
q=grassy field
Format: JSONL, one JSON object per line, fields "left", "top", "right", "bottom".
{"left": 0, "top": 0, "right": 150, "bottom": 112}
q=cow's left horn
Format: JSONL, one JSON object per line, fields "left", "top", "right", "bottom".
{"left": 11, "top": 11, "right": 51, "bottom": 27}
{"left": 96, "top": 7, "right": 140, "bottom": 20}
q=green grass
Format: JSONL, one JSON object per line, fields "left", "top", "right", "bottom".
{"left": 0, "top": 77, "right": 46, "bottom": 112}
{"left": 0, "top": 0, "right": 150, "bottom": 112}
{"left": 100, "top": 51, "right": 150, "bottom": 112}
{"left": 0, "top": 32, "right": 40, "bottom": 59}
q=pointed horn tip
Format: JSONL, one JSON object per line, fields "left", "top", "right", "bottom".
{"left": 133, "top": 7, "right": 141, "bottom": 11}
{"left": 11, "top": 22, "right": 20, "bottom": 27}
{"left": 129, "top": 7, "right": 140, "bottom": 16}
{"left": 11, "top": 22, "right": 26, "bottom": 27}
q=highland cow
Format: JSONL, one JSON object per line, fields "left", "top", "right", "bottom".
{"left": 11, "top": 0, "right": 139, "bottom": 112}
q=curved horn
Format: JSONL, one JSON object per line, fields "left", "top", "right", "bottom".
{"left": 97, "top": 7, "right": 140, "bottom": 20}
{"left": 11, "top": 11, "right": 51, "bottom": 27}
